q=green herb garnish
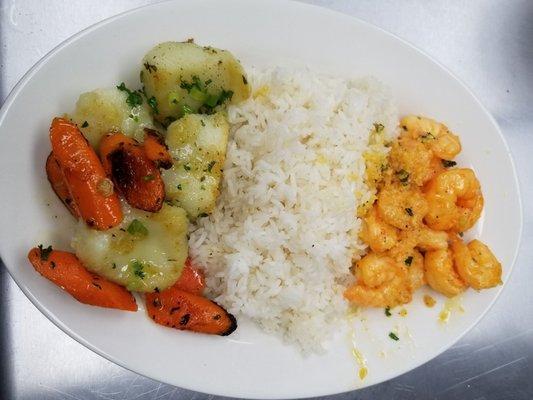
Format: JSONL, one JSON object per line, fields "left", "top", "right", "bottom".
{"left": 405, "top": 207, "right": 414, "bottom": 216}
{"left": 442, "top": 159, "right": 457, "bottom": 168}
{"left": 148, "top": 96, "right": 159, "bottom": 114}
{"left": 180, "top": 76, "right": 233, "bottom": 113}
{"left": 374, "top": 123, "right": 385, "bottom": 133}
{"left": 116, "top": 82, "right": 143, "bottom": 108}
{"left": 143, "top": 174, "right": 154, "bottom": 181}
{"left": 81, "top": 121, "right": 89, "bottom": 128}
{"left": 182, "top": 104, "right": 193, "bottom": 115}
{"left": 177, "top": 184, "right": 182, "bottom": 190}
{"left": 143, "top": 62, "right": 157, "bottom": 73}
{"left": 130, "top": 259, "right": 146, "bottom": 279}
{"left": 385, "top": 307, "right": 392, "bottom": 317}
{"left": 38, "top": 244, "right": 53, "bottom": 261}
{"left": 396, "top": 169, "right": 410, "bottom": 184}
{"left": 404, "top": 256, "right": 414, "bottom": 266}
{"left": 183, "top": 164, "right": 191, "bottom": 171}
{"left": 389, "top": 332, "right": 399, "bottom": 341}
{"left": 206, "top": 160, "right": 216, "bottom": 172}
{"left": 127, "top": 219, "right": 148, "bottom": 236}
{"left": 420, "top": 132, "right": 435, "bottom": 142}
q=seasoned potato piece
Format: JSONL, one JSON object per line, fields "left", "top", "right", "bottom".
{"left": 71, "top": 202, "right": 188, "bottom": 292}
{"left": 71, "top": 87, "right": 154, "bottom": 148}
{"left": 141, "top": 41, "right": 250, "bottom": 124}
{"left": 162, "top": 113, "right": 229, "bottom": 219}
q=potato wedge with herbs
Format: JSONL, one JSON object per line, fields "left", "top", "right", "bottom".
{"left": 71, "top": 202, "right": 188, "bottom": 292}
{"left": 140, "top": 41, "right": 250, "bottom": 124}
{"left": 71, "top": 87, "right": 155, "bottom": 149}
{"left": 162, "top": 113, "right": 229, "bottom": 220}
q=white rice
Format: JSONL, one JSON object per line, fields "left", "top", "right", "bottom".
{"left": 189, "top": 67, "right": 398, "bottom": 353}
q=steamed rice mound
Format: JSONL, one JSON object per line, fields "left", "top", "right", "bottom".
{"left": 189, "top": 67, "right": 398, "bottom": 352}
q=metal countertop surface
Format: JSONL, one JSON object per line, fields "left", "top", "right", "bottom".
{"left": 0, "top": 0, "right": 532, "bottom": 399}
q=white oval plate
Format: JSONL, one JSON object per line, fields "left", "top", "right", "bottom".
{"left": 0, "top": 0, "right": 522, "bottom": 398}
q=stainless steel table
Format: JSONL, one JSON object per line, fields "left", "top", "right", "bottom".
{"left": 1, "top": 1, "right": 532, "bottom": 399}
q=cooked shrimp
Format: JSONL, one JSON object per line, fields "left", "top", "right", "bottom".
{"left": 387, "top": 244, "right": 425, "bottom": 291}
{"left": 416, "top": 226, "right": 449, "bottom": 251}
{"left": 389, "top": 136, "right": 443, "bottom": 186}
{"left": 451, "top": 238, "right": 502, "bottom": 290}
{"left": 424, "top": 249, "right": 467, "bottom": 297}
{"left": 344, "top": 252, "right": 412, "bottom": 307}
{"left": 400, "top": 115, "right": 462, "bottom": 160}
{"left": 424, "top": 168, "right": 484, "bottom": 232}
{"left": 360, "top": 206, "right": 399, "bottom": 252}
{"left": 377, "top": 183, "right": 429, "bottom": 229}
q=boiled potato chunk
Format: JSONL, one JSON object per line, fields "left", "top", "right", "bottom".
{"left": 162, "top": 113, "right": 229, "bottom": 219}
{"left": 140, "top": 41, "right": 250, "bottom": 124}
{"left": 71, "top": 203, "right": 188, "bottom": 292}
{"left": 71, "top": 87, "right": 155, "bottom": 148}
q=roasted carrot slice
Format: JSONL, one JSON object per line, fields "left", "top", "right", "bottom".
{"left": 28, "top": 246, "right": 137, "bottom": 311}
{"left": 143, "top": 128, "right": 173, "bottom": 169}
{"left": 174, "top": 258, "right": 205, "bottom": 295}
{"left": 100, "top": 133, "right": 165, "bottom": 212}
{"left": 146, "top": 283, "right": 236, "bottom": 336}
{"left": 49, "top": 118, "right": 123, "bottom": 230}
{"left": 46, "top": 152, "right": 80, "bottom": 218}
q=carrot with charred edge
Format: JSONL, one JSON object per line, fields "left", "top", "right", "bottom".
{"left": 49, "top": 118, "right": 123, "bottom": 230}
{"left": 46, "top": 152, "right": 80, "bottom": 218}
{"left": 100, "top": 133, "right": 165, "bottom": 212}
{"left": 174, "top": 258, "right": 205, "bottom": 295}
{"left": 146, "top": 284, "right": 236, "bottom": 335}
{"left": 28, "top": 247, "right": 137, "bottom": 311}
{"left": 143, "top": 128, "right": 173, "bottom": 169}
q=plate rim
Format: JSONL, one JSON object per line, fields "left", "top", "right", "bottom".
{"left": 0, "top": 0, "right": 523, "bottom": 398}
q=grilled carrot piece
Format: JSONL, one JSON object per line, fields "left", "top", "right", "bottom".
{"left": 46, "top": 152, "right": 80, "bottom": 218}
{"left": 49, "top": 118, "right": 123, "bottom": 230}
{"left": 174, "top": 258, "right": 205, "bottom": 295}
{"left": 143, "top": 128, "right": 173, "bottom": 169}
{"left": 100, "top": 133, "right": 164, "bottom": 212}
{"left": 146, "top": 283, "right": 236, "bottom": 336}
{"left": 28, "top": 247, "right": 137, "bottom": 311}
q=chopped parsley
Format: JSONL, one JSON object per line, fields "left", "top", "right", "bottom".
{"left": 442, "top": 159, "right": 457, "bottom": 168}
{"left": 127, "top": 219, "right": 148, "bottom": 236}
{"left": 130, "top": 260, "right": 146, "bottom": 279}
{"left": 183, "top": 164, "right": 191, "bottom": 171}
{"left": 38, "top": 244, "right": 53, "bottom": 261}
{"left": 112, "top": 263, "right": 117, "bottom": 269}
{"left": 116, "top": 82, "right": 143, "bottom": 108}
{"left": 405, "top": 207, "right": 414, "bottom": 216}
{"left": 242, "top": 75, "right": 248, "bottom": 85}
{"left": 420, "top": 132, "right": 435, "bottom": 142}
{"left": 385, "top": 307, "right": 392, "bottom": 317}
{"left": 206, "top": 160, "right": 216, "bottom": 172}
{"left": 180, "top": 75, "right": 233, "bottom": 113}
{"left": 404, "top": 256, "right": 414, "bottom": 266}
{"left": 373, "top": 123, "right": 385, "bottom": 133}
{"left": 143, "top": 62, "right": 157, "bottom": 73}
{"left": 81, "top": 121, "right": 89, "bottom": 128}
{"left": 200, "top": 119, "right": 206, "bottom": 127}
{"left": 182, "top": 104, "right": 193, "bottom": 115}
{"left": 177, "top": 184, "right": 182, "bottom": 190}
{"left": 143, "top": 174, "right": 155, "bottom": 181}
{"left": 148, "top": 96, "right": 159, "bottom": 114}
{"left": 389, "top": 332, "right": 399, "bottom": 341}
{"left": 396, "top": 169, "right": 410, "bottom": 184}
